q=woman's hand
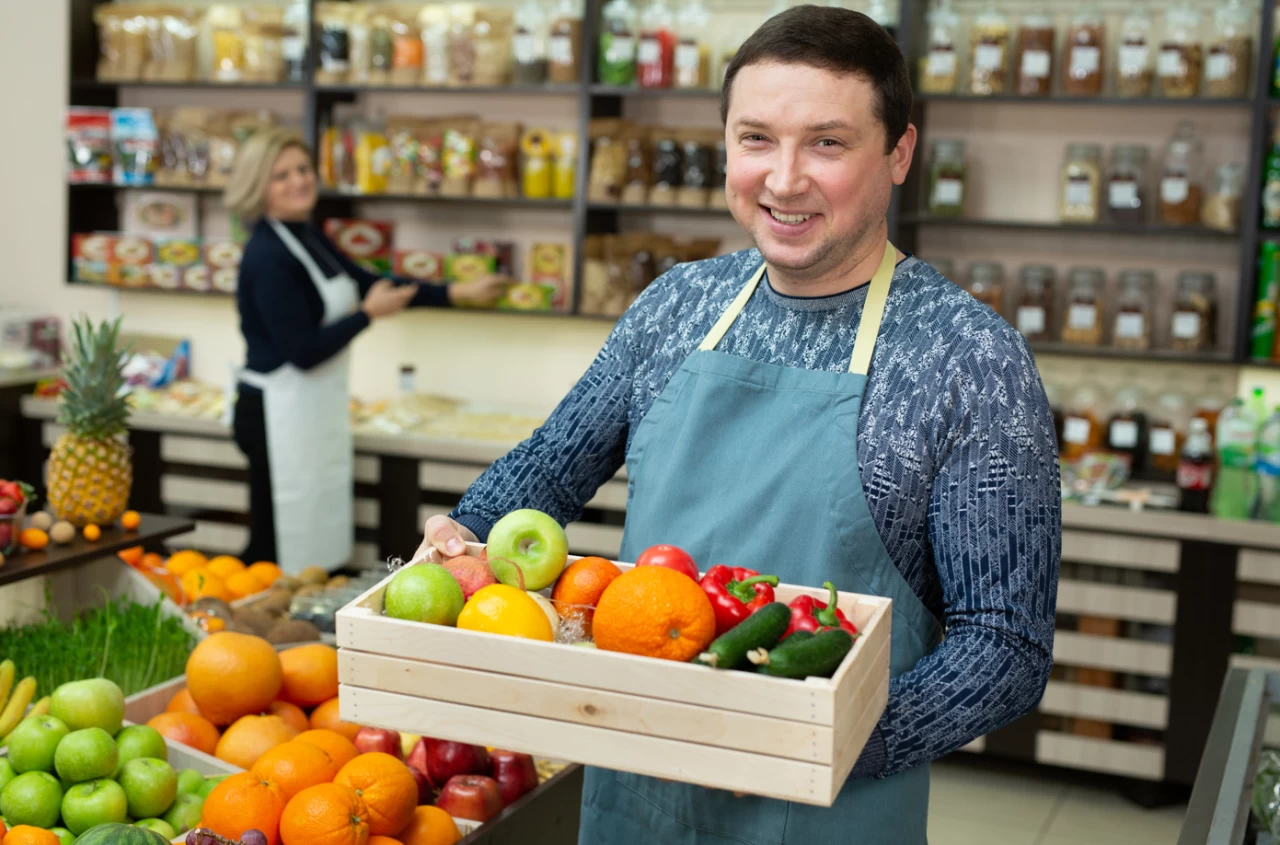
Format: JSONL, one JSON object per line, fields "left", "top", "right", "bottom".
{"left": 413, "top": 514, "right": 480, "bottom": 562}
{"left": 362, "top": 279, "right": 418, "bottom": 319}
{"left": 448, "top": 275, "right": 513, "bottom": 308}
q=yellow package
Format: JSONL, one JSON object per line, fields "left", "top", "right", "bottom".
{"left": 553, "top": 131, "right": 577, "bottom": 199}
{"left": 520, "top": 128, "right": 553, "bottom": 199}
{"left": 355, "top": 129, "right": 391, "bottom": 195}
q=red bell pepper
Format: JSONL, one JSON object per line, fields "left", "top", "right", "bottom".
{"left": 699, "top": 565, "right": 780, "bottom": 636}
{"left": 783, "top": 581, "right": 858, "bottom": 640}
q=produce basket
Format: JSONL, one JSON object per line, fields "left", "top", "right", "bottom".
{"left": 336, "top": 545, "right": 891, "bottom": 808}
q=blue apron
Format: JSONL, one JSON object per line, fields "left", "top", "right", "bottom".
{"left": 578, "top": 243, "right": 944, "bottom": 845}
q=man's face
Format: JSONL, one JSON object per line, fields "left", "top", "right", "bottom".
{"left": 724, "top": 62, "right": 914, "bottom": 285}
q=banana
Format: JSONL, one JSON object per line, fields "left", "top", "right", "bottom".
{"left": 23, "top": 695, "right": 50, "bottom": 721}
{"left": 0, "top": 659, "right": 14, "bottom": 715}
{"left": 0, "top": 676, "right": 37, "bottom": 742}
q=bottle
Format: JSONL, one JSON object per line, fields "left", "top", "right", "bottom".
{"left": 1178, "top": 417, "right": 1213, "bottom": 513}
{"left": 1148, "top": 386, "right": 1188, "bottom": 475}
{"left": 637, "top": 0, "right": 676, "bottom": 89}
{"left": 598, "top": 0, "right": 638, "bottom": 86}
{"left": 1264, "top": 127, "right": 1280, "bottom": 229}
{"left": 1107, "top": 384, "right": 1148, "bottom": 473}
{"left": 1210, "top": 397, "right": 1259, "bottom": 520}
{"left": 1252, "top": 385, "right": 1269, "bottom": 425}
{"left": 1256, "top": 243, "right": 1280, "bottom": 360}
{"left": 1256, "top": 407, "right": 1280, "bottom": 522}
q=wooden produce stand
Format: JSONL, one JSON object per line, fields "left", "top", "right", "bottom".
{"left": 0, "top": 514, "right": 193, "bottom": 588}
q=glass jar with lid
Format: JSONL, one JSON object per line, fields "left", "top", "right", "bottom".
{"left": 919, "top": 0, "right": 961, "bottom": 94}
{"left": 1016, "top": 265, "right": 1056, "bottom": 342}
{"left": 968, "top": 2, "right": 1010, "bottom": 96}
{"left": 1105, "top": 144, "right": 1150, "bottom": 224}
{"left": 1158, "top": 2, "right": 1204, "bottom": 99}
{"left": 1170, "top": 271, "right": 1217, "bottom": 351}
{"left": 512, "top": 0, "right": 549, "bottom": 85}
{"left": 1064, "top": 5, "right": 1105, "bottom": 96}
{"left": 1060, "top": 143, "right": 1103, "bottom": 223}
{"left": 1117, "top": 6, "right": 1156, "bottom": 98}
{"left": 1201, "top": 162, "right": 1245, "bottom": 232}
{"left": 965, "top": 261, "right": 1005, "bottom": 315}
{"left": 1062, "top": 267, "right": 1106, "bottom": 345}
{"left": 1107, "top": 382, "right": 1149, "bottom": 472}
{"left": 1159, "top": 121, "right": 1204, "bottom": 226}
{"left": 1205, "top": 0, "right": 1253, "bottom": 98}
{"left": 1112, "top": 270, "right": 1155, "bottom": 350}
{"left": 1062, "top": 381, "right": 1108, "bottom": 462}
{"left": 928, "top": 139, "right": 967, "bottom": 217}
{"left": 673, "top": 0, "right": 711, "bottom": 90}
{"left": 1015, "top": 10, "right": 1054, "bottom": 97}
{"left": 1149, "top": 384, "right": 1189, "bottom": 474}
{"left": 547, "top": 0, "right": 583, "bottom": 85}
{"left": 637, "top": 0, "right": 676, "bottom": 89}
{"left": 599, "top": 0, "right": 639, "bottom": 86}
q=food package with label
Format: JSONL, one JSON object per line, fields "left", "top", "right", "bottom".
{"left": 453, "top": 237, "right": 515, "bottom": 276}
{"left": 65, "top": 108, "right": 114, "bottom": 184}
{"left": 111, "top": 108, "right": 160, "bottom": 187}
{"left": 325, "top": 218, "right": 395, "bottom": 274}
{"left": 528, "top": 242, "right": 571, "bottom": 309}
{"left": 110, "top": 234, "right": 154, "bottom": 287}
{"left": 395, "top": 249, "right": 447, "bottom": 282}
{"left": 72, "top": 233, "right": 117, "bottom": 284}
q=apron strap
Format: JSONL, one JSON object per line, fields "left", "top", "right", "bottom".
{"left": 698, "top": 263, "right": 768, "bottom": 352}
{"left": 267, "top": 217, "right": 329, "bottom": 284}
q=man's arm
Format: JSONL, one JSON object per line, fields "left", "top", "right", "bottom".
{"left": 856, "top": 333, "right": 1061, "bottom": 778}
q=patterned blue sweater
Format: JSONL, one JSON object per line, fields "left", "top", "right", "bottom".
{"left": 452, "top": 249, "right": 1062, "bottom": 779}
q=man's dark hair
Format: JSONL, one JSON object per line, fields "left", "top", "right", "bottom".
{"left": 720, "top": 5, "right": 912, "bottom": 154}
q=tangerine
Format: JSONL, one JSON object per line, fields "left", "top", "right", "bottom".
{"left": 2, "top": 826, "right": 60, "bottom": 845}
{"left": 551, "top": 556, "right": 623, "bottom": 636}
{"left": 186, "top": 631, "right": 284, "bottom": 725}
{"left": 147, "top": 711, "right": 221, "bottom": 755}
{"left": 279, "top": 783, "right": 370, "bottom": 845}
{"left": 368, "top": 838, "right": 406, "bottom": 845}
{"left": 227, "top": 570, "right": 270, "bottom": 599}
{"left": 279, "top": 644, "right": 340, "bottom": 708}
{"left": 166, "top": 687, "right": 203, "bottom": 716}
{"left": 309, "top": 697, "right": 361, "bottom": 741}
{"left": 207, "top": 555, "right": 247, "bottom": 579}
{"left": 334, "top": 752, "right": 418, "bottom": 836}
{"left": 295, "top": 729, "right": 360, "bottom": 770}
{"left": 592, "top": 565, "right": 716, "bottom": 662}
{"left": 181, "top": 568, "right": 233, "bottom": 603}
{"left": 398, "top": 806, "right": 461, "bottom": 845}
{"left": 216, "top": 714, "right": 300, "bottom": 769}
{"left": 82, "top": 524, "right": 101, "bottom": 542}
{"left": 200, "top": 771, "right": 288, "bottom": 845}
{"left": 18, "top": 529, "right": 48, "bottom": 550}
{"left": 121, "top": 510, "right": 141, "bottom": 530}
{"left": 266, "top": 700, "right": 311, "bottom": 733}
{"left": 248, "top": 561, "right": 285, "bottom": 586}
{"left": 166, "top": 549, "right": 208, "bottom": 576}
{"left": 252, "top": 740, "right": 339, "bottom": 800}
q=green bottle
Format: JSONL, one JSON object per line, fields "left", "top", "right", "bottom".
{"left": 1256, "top": 242, "right": 1280, "bottom": 361}
{"left": 1265, "top": 126, "right": 1280, "bottom": 229}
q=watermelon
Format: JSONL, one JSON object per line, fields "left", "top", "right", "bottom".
{"left": 75, "top": 823, "right": 170, "bottom": 845}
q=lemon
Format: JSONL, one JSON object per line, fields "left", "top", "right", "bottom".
{"left": 457, "top": 585, "right": 555, "bottom": 641}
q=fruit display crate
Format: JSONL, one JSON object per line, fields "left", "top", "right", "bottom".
{"left": 335, "top": 546, "right": 892, "bottom": 808}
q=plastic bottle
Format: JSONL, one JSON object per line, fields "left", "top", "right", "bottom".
{"left": 1178, "top": 417, "right": 1214, "bottom": 513}
{"left": 1211, "top": 397, "right": 1259, "bottom": 519}
{"left": 1257, "top": 407, "right": 1280, "bottom": 522}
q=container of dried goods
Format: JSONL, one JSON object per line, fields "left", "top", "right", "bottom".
{"left": 1014, "top": 11, "right": 1054, "bottom": 96}
{"left": 1104, "top": 144, "right": 1150, "bottom": 225}
{"left": 964, "top": 262, "right": 1005, "bottom": 315}
{"left": 1202, "top": 163, "right": 1244, "bottom": 232}
{"left": 674, "top": 0, "right": 712, "bottom": 90}
{"left": 1015, "top": 265, "right": 1055, "bottom": 342}
{"left": 599, "top": 0, "right": 638, "bottom": 86}
{"left": 1159, "top": 121, "right": 1204, "bottom": 226}
{"left": 637, "top": 0, "right": 675, "bottom": 89}
{"left": 919, "top": 0, "right": 961, "bottom": 94}
{"left": 315, "top": 2, "right": 351, "bottom": 85}
{"left": 512, "top": 0, "right": 549, "bottom": 85}
{"left": 1063, "top": 6, "right": 1104, "bottom": 96}
{"left": 1158, "top": 3, "right": 1204, "bottom": 99}
{"left": 967, "top": 2, "right": 1010, "bottom": 96}
{"left": 587, "top": 119, "right": 628, "bottom": 202}
{"left": 1062, "top": 267, "right": 1105, "bottom": 346}
{"left": 1062, "top": 381, "right": 1107, "bottom": 462}
{"left": 1116, "top": 6, "right": 1156, "bottom": 97}
{"left": 1060, "top": 142, "right": 1102, "bottom": 224}
{"left": 1148, "top": 386, "right": 1189, "bottom": 474}
{"left": 548, "top": 0, "right": 583, "bottom": 84}
{"left": 1205, "top": 0, "right": 1253, "bottom": 98}
{"left": 927, "top": 139, "right": 966, "bottom": 217}
{"left": 1107, "top": 383, "right": 1149, "bottom": 472}
{"left": 420, "top": 5, "right": 449, "bottom": 86}
{"left": 649, "top": 129, "right": 682, "bottom": 205}
{"left": 1112, "top": 270, "right": 1155, "bottom": 351}
{"left": 1170, "top": 271, "right": 1217, "bottom": 351}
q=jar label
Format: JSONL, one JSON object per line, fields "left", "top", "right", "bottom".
{"left": 1065, "top": 179, "right": 1095, "bottom": 208}
{"left": 1119, "top": 45, "right": 1149, "bottom": 75}
{"left": 1150, "top": 428, "right": 1177, "bottom": 456}
{"left": 675, "top": 43, "right": 701, "bottom": 71}
{"left": 1021, "top": 49, "right": 1051, "bottom": 78}
{"left": 1110, "top": 420, "right": 1139, "bottom": 449}
{"left": 1158, "top": 47, "right": 1185, "bottom": 78}
{"left": 1064, "top": 416, "right": 1092, "bottom": 445}
{"left": 514, "top": 33, "right": 538, "bottom": 65}
{"left": 637, "top": 37, "right": 662, "bottom": 65}
{"left": 1115, "top": 313, "right": 1145, "bottom": 339}
{"left": 1161, "top": 177, "right": 1190, "bottom": 204}
{"left": 606, "top": 36, "right": 636, "bottom": 65}
{"left": 1068, "top": 303, "right": 1097, "bottom": 330}
{"left": 974, "top": 44, "right": 1004, "bottom": 71}
{"left": 927, "top": 50, "right": 957, "bottom": 76}
{"left": 549, "top": 35, "right": 575, "bottom": 65}
{"left": 1109, "top": 179, "right": 1139, "bottom": 208}
{"left": 933, "top": 178, "right": 964, "bottom": 207}
{"left": 1177, "top": 461, "right": 1213, "bottom": 491}
{"left": 1206, "top": 51, "right": 1232, "bottom": 81}
{"left": 1070, "top": 46, "right": 1100, "bottom": 76}
{"left": 1016, "top": 306, "right": 1045, "bottom": 335}
{"left": 1172, "top": 311, "right": 1202, "bottom": 339}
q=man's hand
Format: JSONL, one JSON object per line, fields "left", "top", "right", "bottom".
{"left": 413, "top": 515, "right": 479, "bottom": 562}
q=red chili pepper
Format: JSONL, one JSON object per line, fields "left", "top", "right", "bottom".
{"left": 784, "top": 581, "right": 858, "bottom": 640}
{"left": 698, "top": 564, "right": 780, "bottom": 636}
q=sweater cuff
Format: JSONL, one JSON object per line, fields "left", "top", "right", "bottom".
{"left": 849, "top": 726, "right": 887, "bottom": 779}
{"left": 453, "top": 512, "right": 494, "bottom": 543}
{"left": 412, "top": 282, "right": 452, "bottom": 308}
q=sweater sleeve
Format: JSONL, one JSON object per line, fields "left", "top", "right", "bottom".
{"left": 314, "top": 228, "right": 451, "bottom": 308}
{"left": 245, "top": 256, "right": 370, "bottom": 372}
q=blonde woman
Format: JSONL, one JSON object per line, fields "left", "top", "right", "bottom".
{"left": 224, "top": 129, "right": 506, "bottom": 573}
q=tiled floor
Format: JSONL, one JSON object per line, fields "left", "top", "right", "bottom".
{"left": 929, "top": 756, "right": 1187, "bottom": 845}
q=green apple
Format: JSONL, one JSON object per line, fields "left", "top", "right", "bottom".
{"left": 50, "top": 678, "right": 126, "bottom": 735}
{"left": 6, "top": 715, "right": 70, "bottom": 773}
{"left": 54, "top": 727, "right": 119, "bottom": 783}
{"left": 0, "top": 759, "right": 16, "bottom": 793}
{"left": 49, "top": 826, "right": 75, "bottom": 845}
{"left": 175, "top": 768, "right": 204, "bottom": 796}
{"left": 118, "top": 758, "right": 178, "bottom": 819}
{"left": 384, "top": 563, "right": 465, "bottom": 625}
{"left": 486, "top": 509, "right": 569, "bottom": 591}
{"left": 135, "top": 817, "right": 177, "bottom": 839}
{"left": 115, "top": 725, "right": 168, "bottom": 768}
{"left": 0, "top": 770, "right": 64, "bottom": 828}
{"left": 61, "top": 777, "right": 128, "bottom": 835}
{"left": 162, "top": 792, "right": 204, "bottom": 834}
{"left": 197, "top": 774, "right": 228, "bottom": 799}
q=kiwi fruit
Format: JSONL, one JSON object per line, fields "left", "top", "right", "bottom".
{"left": 298, "top": 566, "right": 330, "bottom": 586}
{"left": 294, "top": 584, "right": 324, "bottom": 599}
{"left": 190, "top": 597, "right": 235, "bottom": 619}
{"left": 49, "top": 521, "right": 76, "bottom": 545}
{"left": 231, "top": 607, "right": 275, "bottom": 638}
{"left": 256, "top": 588, "right": 295, "bottom": 616}
{"left": 266, "top": 618, "right": 322, "bottom": 645}
{"left": 326, "top": 575, "right": 351, "bottom": 590}
{"left": 275, "top": 575, "right": 303, "bottom": 592}
{"left": 27, "top": 511, "right": 53, "bottom": 532}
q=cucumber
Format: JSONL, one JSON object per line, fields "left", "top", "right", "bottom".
{"left": 695, "top": 603, "right": 791, "bottom": 670}
{"left": 750, "top": 628, "right": 855, "bottom": 679}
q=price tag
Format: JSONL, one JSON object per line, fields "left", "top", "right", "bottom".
{"left": 1115, "top": 313, "right": 1145, "bottom": 339}
{"left": 974, "top": 44, "right": 1004, "bottom": 71}
{"left": 607, "top": 36, "right": 635, "bottom": 65}
{"left": 1064, "top": 417, "right": 1092, "bottom": 445}
{"left": 1021, "top": 49, "right": 1051, "bottom": 79}
{"left": 1016, "top": 306, "right": 1045, "bottom": 336}
{"left": 1158, "top": 47, "right": 1185, "bottom": 78}
{"left": 1150, "top": 428, "right": 1177, "bottom": 456}
{"left": 1109, "top": 180, "right": 1139, "bottom": 209}
{"left": 675, "top": 43, "right": 701, "bottom": 71}
{"left": 927, "top": 51, "right": 957, "bottom": 77}
{"left": 932, "top": 178, "right": 964, "bottom": 207}
{"left": 1206, "top": 52, "right": 1232, "bottom": 81}
{"left": 1065, "top": 180, "right": 1095, "bottom": 207}
{"left": 549, "top": 35, "right": 574, "bottom": 65}
{"left": 1172, "top": 310, "right": 1202, "bottom": 339}
{"left": 637, "top": 37, "right": 661, "bottom": 65}
{"left": 1161, "top": 177, "right": 1190, "bottom": 204}
{"left": 513, "top": 33, "right": 538, "bottom": 65}
{"left": 1068, "top": 303, "right": 1097, "bottom": 331}
{"left": 1110, "top": 420, "right": 1139, "bottom": 449}
{"left": 1070, "top": 46, "right": 1100, "bottom": 76}
{"left": 1119, "top": 45, "right": 1149, "bottom": 75}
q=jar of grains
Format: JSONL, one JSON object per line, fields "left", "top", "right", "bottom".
{"left": 1205, "top": 0, "right": 1253, "bottom": 98}
{"left": 968, "top": 2, "right": 1010, "bottom": 96}
{"left": 1015, "top": 10, "right": 1054, "bottom": 96}
{"left": 1060, "top": 142, "right": 1103, "bottom": 223}
{"left": 1105, "top": 144, "right": 1150, "bottom": 225}
{"left": 919, "top": 0, "right": 961, "bottom": 94}
{"left": 1158, "top": 3, "right": 1204, "bottom": 99}
{"left": 1116, "top": 6, "right": 1156, "bottom": 97}
{"left": 966, "top": 262, "right": 1005, "bottom": 316}
{"left": 1064, "top": 5, "right": 1105, "bottom": 96}
{"left": 1159, "top": 121, "right": 1204, "bottom": 225}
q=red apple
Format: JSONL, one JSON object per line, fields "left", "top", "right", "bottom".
{"left": 489, "top": 750, "right": 538, "bottom": 807}
{"left": 0, "top": 482, "right": 21, "bottom": 503}
{"left": 0, "top": 523, "right": 11, "bottom": 548}
{"left": 441, "top": 555, "right": 498, "bottom": 600}
{"left": 436, "top": 775, "right": 503, "bottom": 823}
{"left": 406, "top": 738, "right": 433, "bottom": 788}
{"left": 406, "top": 764, "right": 433, "bottom": 805}
{"left": 353, "top": 727, "right": 402, "bottom": 759}
{"left": 0, "top": 497, "right": 18, "bottom": 516}
{"left": 424, "top": 738, "right": 490, "bottom": 788}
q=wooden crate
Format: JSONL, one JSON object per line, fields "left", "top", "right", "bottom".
{"left": 336, "top": 547, "right": 892, "bottom": 807}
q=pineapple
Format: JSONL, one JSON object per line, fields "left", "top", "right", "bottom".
{"left": 47, "top": 317, "right": 133, "bottom": 527}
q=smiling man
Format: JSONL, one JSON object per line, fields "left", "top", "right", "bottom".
{"left": 419, "top": 5, "right": 1061, "bottom": 844}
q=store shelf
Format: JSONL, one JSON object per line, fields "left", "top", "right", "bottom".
{"left": 588, "top": 201, "right": 732, "bottom": 216}
{"left": 68, "top": 183, "right": 224, "bottom": 195}
{"left": 1245, "top": 357, "right": 1280, "bottom": 368}
{"left": 0, "top": 514, "right": 195, "bottom": 588}
{"left": 315, "top": 83, "right": 580, "bottom": 96}
{"left": 70, "top": 79, "right": 304, "bottom": 91}
{"left": 1258, "top": 229, "right": 1280, "bottom": 241}
{"left": 67, "top": 279, "right": 234, "bottom": 298}
{"left": 898, "top": 213, "right": 1238, "bottom": 239}
{"left": 589, "top": 84, "right": 721, "bottom": 98}
{"left": 1028, "top": 343, "right": 1234, "bottom": 366}
{"left": 317, "top": 190, "right": 573, "bottom": 210}
{"left": 919, "top": 93, "right": 1252, "bottom": 108}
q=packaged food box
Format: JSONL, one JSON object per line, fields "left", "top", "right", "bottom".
{"left": 454, "top": 238, "right": 515, "bottom": 276}
{"left": 154, "top": 237, "right": 202, "bottom": 267}
{"left": 65, "top": 107, "right": 113, "bottom": 184}
{"left": 446, "top": 253, "right": 497, "bottom": 283}
{"left": 183, "top": 265, "right": 212, "bottom": 292}
{"left": 72, "top": 232, "right": 115, "bottom": 283}
{"left": 498, "top": 282, "right": 556, "bottom": 312}
{"left": 211, "top": 266, "right": 238, "bottom": 293}
{"left": 113, "top": 234, "right": 154, "bottom": 266}
{"left": 336, "top": 545, "right": 891, "bottom": 807}
{"left": 395, "top": 249, "right": 446, "bottom": 282}
{"left": 325, "top": 218, "right": 394, "bottom": 274}
{"left": 111, "top": 107, "right": 160, "bottom": 187}
{"left": 147, "top": 264, "right": 183, "bottom": 290}
{"left": 204, "top": 240, "right": 244, "bottom": 270}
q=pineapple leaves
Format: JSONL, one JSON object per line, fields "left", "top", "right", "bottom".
{"left": 55, "top": 316, "right": 132, "bottom": 439}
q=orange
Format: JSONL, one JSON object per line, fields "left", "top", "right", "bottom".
{"left": 166, "top": 687, "right": 204, "bottom": 716}
{"left": 216, "top": 714, "right": 300, "bottom": 769}
{"left": 279, "top": 783, "right": 370, "bottom": 845}
{"left": 201, "top": 771, "right": 288, "bottom": 845}
{"left": 456, "top": 585, "right": 553, "bottom": 641}
{"left": 267, "top": 700, "right": 312, "bottom": 733}
{"left": 140, "top": 551, "right": 165, "bottom": 570}
{"left": 0, "top": 819, "right": 6, "bottom": 840}
{"left": 83, "top": 524, "right": 101, "bottom": 541}
{"left": 334, "top": 752, "right": 418, "bottom": 836}
{"left": 227, "top": 570, "right": 270, "bottom": 599}
{"left": 252, "top": 740, "right": 339, "bottom": 800}
{"left": 18, "top": 529, "right": 48, "bottom": 550}
{"left": 551, "top": 556, "right": 623, "bottom": 636}
{"left": 279, "top": 644, "right": 340, "bottom": 708}
{"left": 3, "top": 826, "right": 60, "bottom": 845}
{"left": 398, "top": 806, "right": 461, "bottom": 845}
{"left": 186, "top": 631, "right": 284, "bottom": 725}
{"left": 147, "top": 711, "right": 221, "bottom": 755}
{"left": 167, "top": 549, "right": 208, "bottom": 576}
{"left": 121, "top": 509, "right": 141, "bottom": 530}
{"left": 181, "top": 568, "right": 233, "bottom": 603}
{"left": 592, "top": 566, "right": 716, "bottom": 662}
{"left": 310, "top": 697, "right": 361, "bottom": 741}
{"left": 295, "top": 729, "right": 360, "bottom": 770}
{"left": 368, "top": 838, "right": 404, "bottom": 845}
{"left": 208, "top": 555, "right": 247, "bottom": 579}
{"left": 142, "top": 566, "right": 186, "bottom": 606}
{"left": 249, "top": 561, "right": 285, "bottom": 586}
{"left": 118, "top": 545, "right": 144, "bottom": 566}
